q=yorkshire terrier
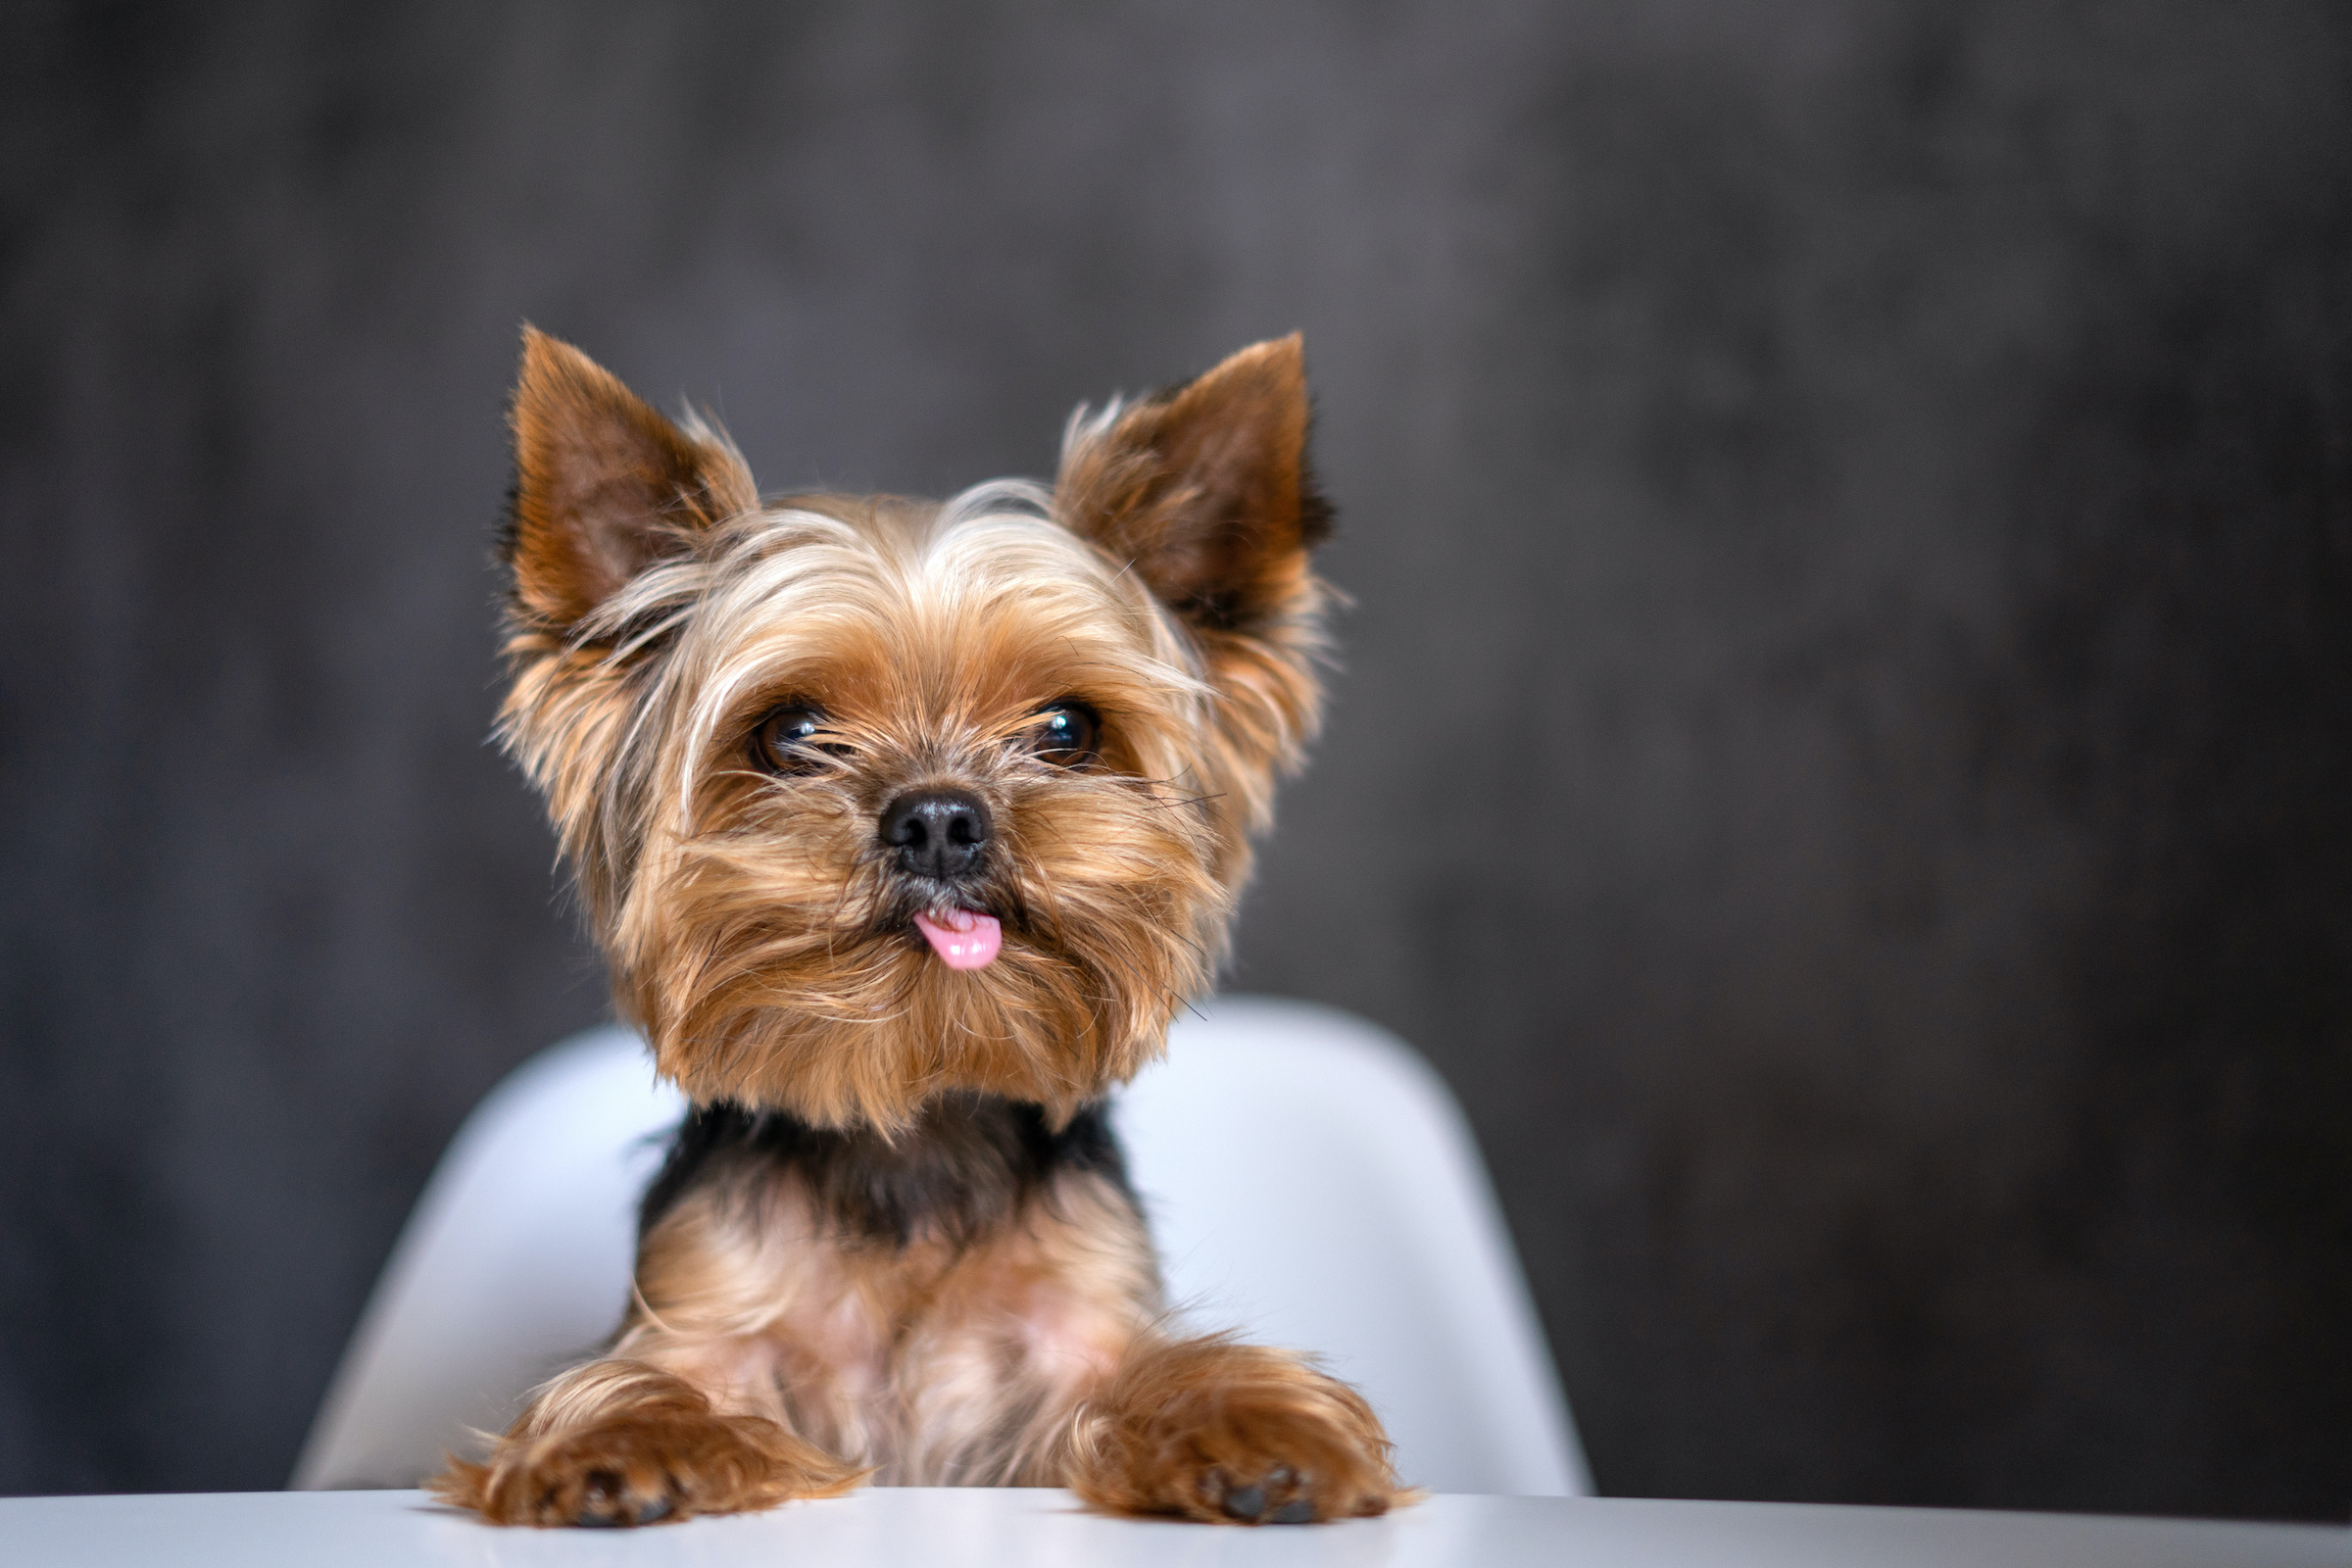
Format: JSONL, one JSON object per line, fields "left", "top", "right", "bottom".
{"left": 430, "top": 328, "right": 1399, "bottom": 1527}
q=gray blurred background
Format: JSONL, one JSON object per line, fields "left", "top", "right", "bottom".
{"left": 3, "top": 0, "right": 2348, "bottom": 1519}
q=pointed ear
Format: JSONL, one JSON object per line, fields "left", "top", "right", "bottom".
{"left": 503, "top": 326, "right": 758, "bottom": 631}
{"left": 1054, "top": 334, "right": 1332, "bottom": 634}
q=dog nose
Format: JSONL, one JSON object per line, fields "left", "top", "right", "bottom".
{"left": 879, "top": 789, "right": 993, "bottom": 881}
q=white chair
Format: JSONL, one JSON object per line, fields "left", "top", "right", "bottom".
{"left": 292, "top": 996, "right": 1590, "bottom": 1496}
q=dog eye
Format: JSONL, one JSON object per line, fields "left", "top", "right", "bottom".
{"left": 1027, "top": 702, "right": 1100, "bottom": 766}
{"left": 753, "top": 705, "right": 834, "bottom": 772}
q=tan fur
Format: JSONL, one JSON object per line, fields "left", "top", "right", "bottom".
{"left": 504, "top": 491, "right": 1247, "bottom": 1130}
{"left": 439, "top": 331, "right": 1401, "bottom": 1525}
{"left": 429, "top": 1361, "right": 862, "bottom": 1526}
{"left": 434, "top": 1163, "right": 1393, "bottom": 1524}
{"left": 1069, "top": 1336, "right": 1398, "bottom": 1522}
{"left": 506, "top": 329, "right": 760, "bottom": 631}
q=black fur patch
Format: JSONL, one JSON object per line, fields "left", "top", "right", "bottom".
{"left": 638, "top": 1094, "right": 1131, "bottom": 1250}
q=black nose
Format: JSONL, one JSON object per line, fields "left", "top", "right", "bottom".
{"left": 879, "top": 788, "right": 993, "bottom": 881}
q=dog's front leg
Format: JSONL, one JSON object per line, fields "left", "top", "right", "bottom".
{"left": 431, "top": 1177, "right": 873, "bottom": 1527}
{"left": 429, "top": 1353, "right": 861, "bottom": 1527}
{"left": 1067, "top": 1335, "right": 1402, "bottom": 1524}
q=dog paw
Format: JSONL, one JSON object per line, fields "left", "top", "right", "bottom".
{"left": 531, "top": 1429, "right": 688, "bottom": 1529}
{"left": 1069, "top": 1337, "right": 1400, "bottom": 1524}
{"left": 433, "top": 1401, "right": 863, "bottom": 1528}
{"left": 1199, "top": 1462, "right": 1322, "bottom": 1524}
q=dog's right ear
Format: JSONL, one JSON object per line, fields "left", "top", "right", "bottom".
{"left": 504, "top": 326, "right": 757, "bottom": 632}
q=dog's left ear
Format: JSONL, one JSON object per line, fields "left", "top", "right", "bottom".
{"left": 1055, "top": 334, "right": 1331, "bottom": 637}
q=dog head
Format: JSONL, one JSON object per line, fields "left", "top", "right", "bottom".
{"left": 495, "top": 331, "right": 1332, "bottom": 1131}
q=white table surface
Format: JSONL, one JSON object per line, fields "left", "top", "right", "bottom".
{"left": 3, "top": 1488, "right": 2344, "bottom": 1567}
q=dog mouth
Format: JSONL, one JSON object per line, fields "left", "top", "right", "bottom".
{"left": 911, "top": 905, "right": 1003, "bottom": 970}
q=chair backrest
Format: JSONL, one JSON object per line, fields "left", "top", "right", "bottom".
{"left": 292, "top": 996, "right": 1589, "bottom": 1496}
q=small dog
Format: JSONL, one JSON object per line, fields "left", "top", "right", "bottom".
{"left": 429, "top": 329, "right": 1400, "bottom": 1526}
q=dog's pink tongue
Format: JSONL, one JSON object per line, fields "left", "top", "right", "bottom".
{"left": 913, "top": 907, "right": 1003, "bottom": 970}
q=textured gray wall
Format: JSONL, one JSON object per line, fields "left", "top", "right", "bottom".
{"left": 3, "top": 0, "right": 2347, "bottom": 1518}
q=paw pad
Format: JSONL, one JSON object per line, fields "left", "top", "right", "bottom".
{"left": 1207, "top": 1463, "right": 1318, "bottom": 1524}
{"left": 565, "top": 1465, "right": 680, "bottom": 1527}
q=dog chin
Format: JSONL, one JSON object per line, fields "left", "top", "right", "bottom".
{"left": 630, "top": 916, "right": 1155, "bottom": 1126}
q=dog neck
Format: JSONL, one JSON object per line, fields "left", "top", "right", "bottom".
{"left": 639, "top": 1093, "right": 1130, "bottom": 1251}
